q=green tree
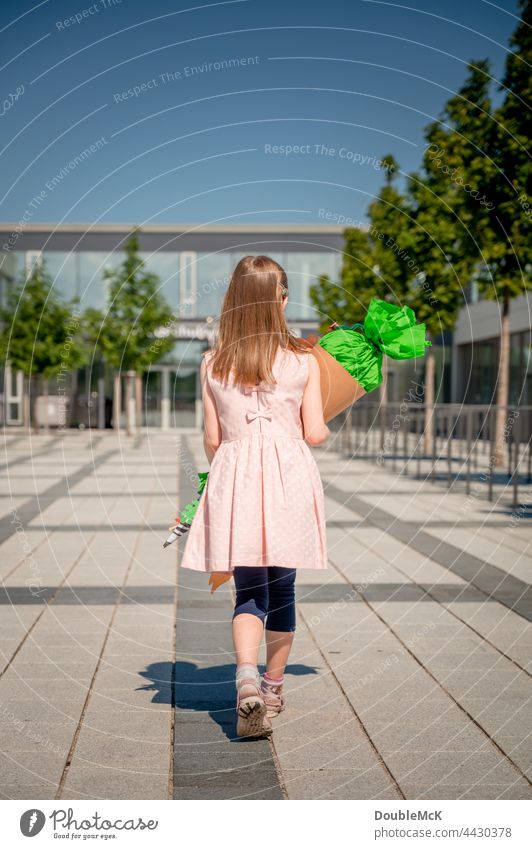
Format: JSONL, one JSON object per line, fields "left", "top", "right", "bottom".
{"left": 310, "top": 227, "right": 378, "bottom": 331}
{"left": 99, "top": 229, "right": 174, "bottom": 434}
{"left": 364, "top": 155, "right": 416, "bottom": 412}
{"left": 363, "top": 152, "right": 463, "bottom": 441}
{"left": 310, "top": 156, "right": 412, "bottom": 418}
{"left": 311, "top": 0, "right": 531, "bottom": 464}
{"left": 0, "top": 258, "right": 85, "bottom": 431}
{"left": 478, "top": 0, "right": 532, "bottom": 462}
{"left": 416, "top": 0, "right": 532, "bottom": 462}
{"left": 405, "top": 61, "right": 490, "bottom": 451}
{"left": 367, "top": 154, "right": 414, "bottom": 302}
{"left": 310, "top": 160, "right": 406, "bottom": 333}
{"left": 411, "top": 58, "right": 494, "bottom": 451}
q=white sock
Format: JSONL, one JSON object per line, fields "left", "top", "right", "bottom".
{"left": 236, "top": 663, "right": 260, "bottom": 686}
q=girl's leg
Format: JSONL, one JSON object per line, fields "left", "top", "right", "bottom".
{"left": 265, "top": 631, "right": 295, "bottom": 678}
{"left": 232, "top": 567, "right": 269, "bottom": 665}
{"left": 232, "top": 567, "right": 272, "bottom": 737}
{"left": 265, "top": 567, "right": 297, "bottom": 677}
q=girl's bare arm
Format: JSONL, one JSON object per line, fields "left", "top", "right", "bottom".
{"left": 201, "top": 355, "right": 222, "bottom": 463}
{"left": 301, "top": 354, "right": 331, "bottom": 446}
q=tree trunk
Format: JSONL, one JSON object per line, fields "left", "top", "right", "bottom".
{"left": 97, "top": 361, "right": 106, "bottom": 430}
{"left": 22, "top": 376, "right": 30, "bottom": 431}
{"left": 125, "top": 376, "right": 131, "bottom": 437}
{"left": 113, "top": 372, "right": 121, "bottom": 433}
{"left": 125, "top": 372, "right": 135, "bottom": 437}
{"left": 70, "top": 368, "right": 78, "bottom": 430}
{"left": 135, "top": 374, "right": 142, "bottom": 429}
{"left": 494, "top": 294, "right": 511, "bottom": 468}
{"left": 43, "top": 377, "right": 50, "bottom": 434}
{"left": 423, "top": 340, "right": 435, "bottom": 456}
{"left": 31, "top": 376, "right": 40, "bottom": 434}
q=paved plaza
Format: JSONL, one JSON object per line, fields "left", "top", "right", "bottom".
{"left": 0, "top": 429, "right": 531, "bottom": 800}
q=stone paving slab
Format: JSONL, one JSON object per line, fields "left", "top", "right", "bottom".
{"left": 0, "top": 432, "right": 531, "bottom": 800}
{"left": 173, "top": 495, "right": 284, "bottom": 797}
{"left": 326, "top": 478, "right": 532, "bottom": 621}
{"left": 340, "top": 473, "right": 532, "bottom": 580}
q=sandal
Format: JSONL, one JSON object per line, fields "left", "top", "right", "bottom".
{"left": 236, "top": 672, "right": 272, "bottom": 738}
{"left": 260, "top": 676, "right": 285, "bottom": 718}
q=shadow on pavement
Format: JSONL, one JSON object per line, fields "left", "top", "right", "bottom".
{"left": 137, "top": 660, "right": 319, "bottom": 740}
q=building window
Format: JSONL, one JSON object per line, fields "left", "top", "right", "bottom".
{"left": 41, "top": 252, "right": 80, "bottom": 301}
{"left": 458, "top": 331, "right": 532, "bottom": 406}
{"left": 139, "top": 252, "right": 180, "bottom": 307}
{"left": 78, "top": 252, "right": 126, "bottom": 308}
{"left": 0, "top": 251, "right": 21, "bottom": 307}
{"left": 523, "top": 336, "right": 532, "bottom": 406}
{"left": 458, "top": 338, "right": 499, "bottom": 404}
{"left": 25, "top": 250, "right": 42, "bottom": 277}
{"left": 179, "top": 252, "right": 198, "bottom": 317}
{"left": 196, "top": 252, "right": 231, "bottom": 319}
{"left": 510, "top": 329, "right": 532, "bottom": 406}
{"left": 285, "top": 252, "right": 341, "bottom": 321}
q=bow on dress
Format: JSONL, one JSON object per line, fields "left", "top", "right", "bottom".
{"left": 246, "top": 409, "right": 273, "bottom": 422}
{"left": 242, "top": 382, "right": 275, "bottom": 423}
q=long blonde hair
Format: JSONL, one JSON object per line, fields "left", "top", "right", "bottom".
{"left": 208, "top": 255, "right": 309, "bottom": 387}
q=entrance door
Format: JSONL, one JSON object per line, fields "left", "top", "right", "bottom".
{"left": 144, "top": 371, "right": 162, "bottom": 428}
{"left": 168, "top": 368, "right": 197, "bottom": 428}
{"left": 143, "top": 367, "right": 198, "bottom": 429}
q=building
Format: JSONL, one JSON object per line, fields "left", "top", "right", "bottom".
{"left": 2, "top": 223, "right": 529, "bottom": 429}
{"left": 0, "top": 223, "right": 344, "bottom": 428}
{"left": 453, "top": 288, "right": 532, "bottom": 407}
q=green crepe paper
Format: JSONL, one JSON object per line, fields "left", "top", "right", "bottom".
{"left": 178, "top": 472, "right": 209, "bottom": 524}
{"left": 317, "top": 298, "right": 432, "bottom": 394}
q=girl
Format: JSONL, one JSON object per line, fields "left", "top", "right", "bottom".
{"left": 179, "top": 254, "right": 330, "bottom": 738}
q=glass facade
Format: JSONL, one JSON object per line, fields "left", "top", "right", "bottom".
{"left": 0, "top": 243, "right": 342, "bottom": 427}
{"left": 282, "top": 252, "right": 339, "bottom": 320}
{"left": 0, "top": 249, "right": 341, "bottom": 322}
{"left": 0, "top": 251, "right": 23, "bottom": 307}
{"left": 137, "top": 252, "right": 180, "bottom": 309}
{"left": 2, "top": 231, "right": 531, "bottom": 427}
{"left": 458, "top": 331, "right": 532, "bottom": 405}
{"left": 78, "top": 252, "right": 126, "bottom": 309}
{"left": 195, "top": 252, "right": 231, "bottom": 319}
{"left": 511, "top": 330, "right": 532, "bottom": 406}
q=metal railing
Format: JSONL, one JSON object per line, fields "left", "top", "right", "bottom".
{"left": 338, "top": 402, "right": 532, "bottom": 505}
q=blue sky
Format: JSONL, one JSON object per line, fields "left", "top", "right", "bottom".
{"left": 0, "top": 0, "right": 521, "bottom": 226}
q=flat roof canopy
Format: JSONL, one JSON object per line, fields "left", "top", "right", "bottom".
{"left": 0, "top": 223, "right": 346, "bottom": 254}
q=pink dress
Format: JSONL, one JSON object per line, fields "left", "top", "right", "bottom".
{"left": 179, "top": 347, "right": 328, "bottom": 572}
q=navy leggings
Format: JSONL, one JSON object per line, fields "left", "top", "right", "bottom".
{"left": 232, "top": 567, "right": 297, "bottom": 632}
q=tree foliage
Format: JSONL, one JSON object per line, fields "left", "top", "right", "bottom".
{"left": 0, "top": 259, "right": 85, "bottom": 378}
{"left": 480, "top": 0, "right": 532, "bottom": 299}
{"left": 312, "top": 0, "right": 531, "bottom": 370}
{"left": 99, "top": 229, "right": 174, "bottom": 373}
